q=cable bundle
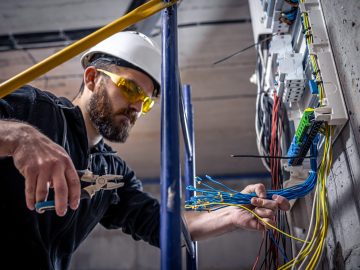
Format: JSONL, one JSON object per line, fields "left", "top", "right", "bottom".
{"left": 280, "top": 8, "right": 298, "bottom": 25}
{"left": 255, "top": 91, "right": 274, "bottom": 171}
{"left": 255, "top": 89, "right": 292, "bottom": 268}
{"left": 185, "top": 132, "right": 321, "bottom": 268}
{"left": 185, "top": 134, "right": 318, "bottom": 210}
{"left": 185, "top": 170, "right": 317, "bottom": 210}
{"left": 279, "top": 124, "right": 332, "bottom": 270}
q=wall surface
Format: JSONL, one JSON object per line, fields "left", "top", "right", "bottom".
{"left": 320, "top": 0, "right": 360, "bottom": 268}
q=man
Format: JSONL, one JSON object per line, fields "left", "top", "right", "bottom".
{"left": 0, "top": 31, "right": 289, "bottom": 269}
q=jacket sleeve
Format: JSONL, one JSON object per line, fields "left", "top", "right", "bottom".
{"left": 0, "top": 98, "right": 13, "bottom": 119}
{"left": 0, "top": 86, "right": 36, "bottom": 120}
{"left": 99, "top": 159, "right": 160, "bottom": 247}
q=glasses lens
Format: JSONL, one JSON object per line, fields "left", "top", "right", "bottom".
{"left": 142, "top": 97, "right": 155, "bottom": 113}
{"left": 97, "top": 69, "right": 154, "bottom": 114}
{"left": 119, "top": 79, "right": 154, "bottom": 113}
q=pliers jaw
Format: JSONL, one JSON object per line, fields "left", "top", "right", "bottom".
{"left": 80, "top": 170, "right": 124, "bottom": 199}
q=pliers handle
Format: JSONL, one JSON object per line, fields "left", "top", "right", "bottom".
{"left": 35, "top": 170, "right": 124, "bottom": 212}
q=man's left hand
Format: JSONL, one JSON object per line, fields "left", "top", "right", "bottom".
{"left": 230, "top": 183, "right": 290, "bottom": 231}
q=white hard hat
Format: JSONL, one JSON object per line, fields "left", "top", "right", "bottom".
{"left": 81, "top": 31, "right": 161, "bottom": 92}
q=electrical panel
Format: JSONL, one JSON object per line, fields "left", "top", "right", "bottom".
{"left": 248, "top": 0, "right": 348, "bottom": 267}
{"left": 250, "top": 0, "right": 348, "bottom": 168}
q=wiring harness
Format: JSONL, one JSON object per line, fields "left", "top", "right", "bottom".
{"left": 194, "top": 0, "right": 333, "bottom": 267}
{"left": 185, "top": 135, "right": 318, "bottom": 211}
{"left": 279, "top": 125, "right": 332, "bottom": 270}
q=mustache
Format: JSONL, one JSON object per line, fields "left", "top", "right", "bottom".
{"left": 115, "top": 108, "right": 138, "bottom": 124}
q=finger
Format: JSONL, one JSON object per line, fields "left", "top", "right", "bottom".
{"left": 261, "top": 218, "right": 276, "bottom": 229}
{"left": 254, "top": 184, "right": 267, "bottom": 199}
{"left": 65, "top": 164, "right": 81, "bottom": 210}
{"left": 24, "top": 166, "right": 38, "bottom": 211}
{"left": 248, "top": 219, "right": 266, "bottom": 231}
{"left": 251, "top": 197, "right": 278, "bottom": 211}
{"left": 52, "top": 168, "right": 68, "bottom": 216}
{"left": 272, "top": 195, "right": 291, "bottom": 211}
{"left": 35, "top": 171, "right": 51, "bottom": 213}
{"left": 242, "top": 183, "right": 267, "bottom": 198}
{"left": 254, "top": 207, "right": 275, "bottom": 219}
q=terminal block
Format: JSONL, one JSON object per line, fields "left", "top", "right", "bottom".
{"left": 287, "top": 108, "right": 323, "bottom": 166}
{"left": 278, "top": 53, "right": 305, "bottom": 103}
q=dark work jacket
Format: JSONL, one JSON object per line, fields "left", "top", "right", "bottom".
{"left": 0, "top": 85, "right": 160, "bottom": 270}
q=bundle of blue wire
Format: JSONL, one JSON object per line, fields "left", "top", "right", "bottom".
{"left": 282, "top": 9, "right": 298, "bottom": 21}
{"left": 185, "top": 135, "right": 319, "bottom": 210}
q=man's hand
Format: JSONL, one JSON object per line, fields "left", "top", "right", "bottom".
{"left": 1, "top": 120, "right": 81, "bottom": 216}
{"left": 231, "top": 183, "right": 290, "bottom": 231}
{"left": 184, "top": 183, "right": 290, "bottom": 241}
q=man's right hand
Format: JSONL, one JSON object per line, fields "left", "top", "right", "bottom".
{"left": 0, "top": 120, "right": 81, "bottom": 216}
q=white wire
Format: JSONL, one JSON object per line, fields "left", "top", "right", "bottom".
{"left": 255, "top": 89, "right": 271, "bottom": 172}
{"left": 258, "top": 130, "right": 271, "bottom": 171}
{"left": 255, "top": 88, "right": 261, "bottom": 139}
{"left": 260, "top": 93, "right": 272, "bottom": 171}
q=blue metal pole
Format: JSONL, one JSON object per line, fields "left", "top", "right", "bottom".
{"left": 183, "top": 85, "right": 196, "bottom": 201}
{"left": 160, "top": 2, "right": 181, "bottom": 270}
{"left": 179, "top": 84, "right": 193, "bottom": 161}
{"left": 183, "top": 84, "right": 198, "bottom": 270}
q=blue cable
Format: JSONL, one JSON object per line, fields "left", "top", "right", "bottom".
{"left": 185, "top": 135, "right": 319, "bottom": 210}
{"left": 268, "top": 230, "right": 289, "bottom": 263}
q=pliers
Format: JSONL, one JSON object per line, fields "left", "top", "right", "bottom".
{"left": 35, "top": 169, "right": 124, "bottom": 212}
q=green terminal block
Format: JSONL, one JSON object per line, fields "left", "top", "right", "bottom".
{"left": 295, "top": 108, "right": 315, "bottom": 145}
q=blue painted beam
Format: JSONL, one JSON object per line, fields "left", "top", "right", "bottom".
{"left": 180, "top": 83, "right": 193, "bottom": 161}
{"left": 183, "top": 85, "right": 198, "bottom": 269}
{"left": 160, "top": 2, "right": 181, "bottom": 270}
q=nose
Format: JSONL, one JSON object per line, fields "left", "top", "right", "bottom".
{"left": 129, "top": 100, "right": 143, "bottom": 113}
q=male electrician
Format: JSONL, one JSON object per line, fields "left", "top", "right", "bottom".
{"left": 0, "top": 31, "right": 290, "bottom": 269}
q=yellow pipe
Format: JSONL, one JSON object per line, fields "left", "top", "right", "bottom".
{"left": 0, "top": 0, "right": 177, "bottom": 98}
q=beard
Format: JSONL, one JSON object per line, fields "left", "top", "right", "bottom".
{"left": 88, "top": 81, "right": 138, "bottom": 143}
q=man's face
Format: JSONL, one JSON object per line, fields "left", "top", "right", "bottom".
{"left": 88, "top": 66, "right": 154, "bottom": 143}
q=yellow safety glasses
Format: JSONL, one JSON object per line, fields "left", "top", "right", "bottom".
{"left": 97, "top": 68, "right": 155, "bottom": 113}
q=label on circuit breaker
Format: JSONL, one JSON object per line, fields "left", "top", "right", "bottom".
{"left": 278, "top": 53, "right": 304, "bottom": 76}
{"left": 269, "top": 35, "right": 292, "bottom": 56}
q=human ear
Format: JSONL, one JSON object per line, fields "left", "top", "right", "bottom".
{"left": 83, "top": 66, "right": 97, "bottom": 92}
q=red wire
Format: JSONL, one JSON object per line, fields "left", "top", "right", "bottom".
{"left": 269, "top": 91, "right": 284, "bottom": 266}
{"left": 252, "top": 230, "right": 266, "bottom": 270}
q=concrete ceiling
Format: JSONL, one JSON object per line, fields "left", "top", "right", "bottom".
{"left": 0, "top": 0, "right": 268, "bottom": 180}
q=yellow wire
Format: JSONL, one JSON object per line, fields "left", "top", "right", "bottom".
{"left": 186, "top": 202, "right": 309, "bottom": 244}
{"left": 301, "top": 5, "right": 327, "bottom": 107}
{"left": 305, "top": 126, "right": 330, "bottom": 268}
{"left": 307, "top": 126, "right": 332, "bottom": 269}
{"left": 187, "top": 129, "right": 333, "bottom": 270}
{"left": 278, "top": 125, "right": 332, "bottom": 270}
